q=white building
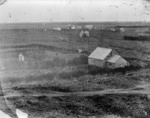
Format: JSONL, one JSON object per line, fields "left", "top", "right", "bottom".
{"left": 66, "top": 25, "right": 77, "bottom": 30}
{"left": 120, "top": 28, "right": 125, "bottom": 33}
{"left": 76, "top": 26, "right": 82, "bottom": 30}
{"left": 106, "top": 55, "right": 129, "bottom": 68}
{"left": 80, "top": 30, "right": 90, "bottom": 38}
{"left": 71, "top": 25, "right": 76, "bottom": 30}
{"left": 84, "top": 25, "right": 94, "bottom": 30}
{"left": 88, "top": 47, "right": 128, "bottom": 68}
{"left": 53, "top": 27, "right": 61, "bottom": 31}
{"left": 135, "top": 28, "right": 149, "bottom": 33}
{"left": 110, "top": 28, "right": 116, "bottom": 32}
{"left": 88, "top": 47, "right": 113, "bottom": 68}
{"left": 67, "top": 25, "right": 72, "bottom": 29}
{"left": 0, "top": 61, "right": 5, "bottom": 70}
{"left": 19, "top": 53, "right": 25, "bottom": 62}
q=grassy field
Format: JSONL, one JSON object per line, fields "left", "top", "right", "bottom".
{"left": 0, "top": 23, "right": 150, "bottom": 118}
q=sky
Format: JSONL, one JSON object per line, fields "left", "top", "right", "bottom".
{"left": 0, "top": 0, "right": 150, "bottom": 23}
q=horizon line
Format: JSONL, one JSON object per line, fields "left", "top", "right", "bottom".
{"left": 0, "top": 21, "right": 150, "bottom": 24}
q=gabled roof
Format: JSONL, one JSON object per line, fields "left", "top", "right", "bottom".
{"left": 88, "top": 47, "right": 112, "bottom": 60}
{"left": 107, "top": 55, "right": 121, "bottom": 63}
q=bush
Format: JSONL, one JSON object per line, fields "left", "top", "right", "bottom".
{"left": 68, "top": 55, "right": 88, "bottom": 65}
{"left": 98, "top": 77, "right": 137, "bottom": 89}
{"left": 58, "top": 70, "right": 86, "bottom": 79}
{"left": 88, "top": 64, "right": 141, "bottom": 75}
{"left": 44, "top": 57, "right": 67, "bottom": 68}
{"left": 88, "top": 94, "right": 150, "bottom": 118}
{"left": 124, "top": 35, "right": 150, "bottom": 41}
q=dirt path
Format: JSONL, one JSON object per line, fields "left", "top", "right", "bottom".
{"left": 3, "top": 87, "right": 150, "bottom": 98}
{"left": 1, "top": 69, "right": 150, "bottom": 98}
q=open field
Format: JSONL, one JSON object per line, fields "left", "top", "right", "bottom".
{"left": 1, "top": 22, "right": 150, "bottom": 118}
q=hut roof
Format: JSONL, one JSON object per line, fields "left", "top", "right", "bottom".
{"left": 107, "top": 55, "right": 121, "bottom": 63}
{"left": 88, "top": 47, "right": 112, "bottom": 60}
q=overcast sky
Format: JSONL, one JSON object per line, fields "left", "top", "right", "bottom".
{"left": 0, "top": 0, "right": 150, "bottom": 23}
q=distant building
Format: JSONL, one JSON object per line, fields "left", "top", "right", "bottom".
{"left": 66, "top": 25, "right": 76, "bottom": 30}
{"left": 80, "top": 30, "right": 90, "bottom": 38}
{"left": 135, "top": 28, "right": 149, "bottom": 33}
{"left": 71, "top": 25, "right": 76, "bottom": 30}
{"left": 84, "top": 25, "right": 94, "bottom": 30}
{"left": 76, "top": 26, "right": 82, "bottom": 30}
{"left": 78, "top": 49, "right": 83, "bottom": 53}
{"left": 110, "top": 28, "right": 116, "bottom": 32}
{"left": 120, "top": 28, "right": 125, "bottom": 33}
{"left": 53, "top": 27, "right": 61, "bottom": 31}
{"left": 0, "top": 61, "right": 5, "bottom": 70}
{"left": 88, "top": 47, "right": 128, "bottom": 68}
{"left": 67, "top": 25, "right": 72, "bottom": 29}
{"left": 19, "top": 53, "right": 25, "bottom": 62}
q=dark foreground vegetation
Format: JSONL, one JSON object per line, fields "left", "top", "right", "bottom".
{"left": 124, "top": 35, "right": 150, "bottom": 41}
{"left": 88, "top": 64, "right": 141, "bottom": 75}
{"left": 7, "top": 94, "right": 150, "bottom": 118}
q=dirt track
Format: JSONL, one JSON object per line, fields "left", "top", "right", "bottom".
{"left": 1, "top": 70, "right": 150, "bottom": 98}
{"left": 3, "top": 87, "right": 150, "bottom": 98}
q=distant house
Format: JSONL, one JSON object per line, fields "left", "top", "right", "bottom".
{"left": 80, "top": 30, "right": 90, "bottom": 38}
{"left": 71, "top": 25, "right": 76, "bottom": 30}
{"left": 67, "top": 25, "right": 72, "bottom": 29}
{"left": 88, "top": 47, "right": 128, "bottom": 68}
{"left": 84, "top": 25, "right": 93, "bottom": 30}
{"left": 135, "top": 28, "right": 149, "bottom": 33}
{"left": 0, "top": 61, "right": 4, "bottom": 70}
{"left": 19, "top": 53, "right": 25, "bottom": 62}
{"left": 110, "top": 28, "right": 116, "bottom": 32}
{"left": 78, "top": 49, "right": 83, "bottom": 53}
{"left": 67, "top": 25, "right": 76, "bottom": 30}
{"left": 76, "top": 26, "right": 82, "bottom": 30}
{"left": 120, "top": 28, "right": 125, "bottom": 33}
{"left": 53, "top": 27, "right": 61, "bottom": 31}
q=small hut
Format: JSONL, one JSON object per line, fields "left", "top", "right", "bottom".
{"left": 71, "top": 25, "right": 76, "bottom": 30}
{"left": 106, "top": 55, "right": 129, "bottom": 68}
{"left": 53, "top": 27, "right": 61, "bottom": 31}
{"left": 84, "top": 25, "right": 93, "bottom": 30}
{"left": 76, "top": 26, "right": 82, "bottom": 30}
{"left": 19, "top": 53, "right": 25, "bottom": 62}
{"left": 80, "top": 30, "right": 90, "bottom": 38}
{"left": 110, "top": 28, "right": 116, "bottom": 32}
{"left": 88, "top": 47, "right": 112, "bottom": 68}
{"left": 120, "top": 28, "right": 125, "bottom": 33}
{"left": 88, "top": 47, "right": 129, "bottom": 68}
{"left": 0, "top": 61, "right": 5, "bottom": 70}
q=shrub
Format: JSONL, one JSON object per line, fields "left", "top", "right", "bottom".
{"left": 88, "top": 64, "right": 141, "bottom": 75}
{"left": 58, "top": 70, "right": 86, "bottom": 79}
{"left": 44, "top": 57, "right": 67, "bottom": 68}
{"left": 68, "top": 55, "right": 88, "bottom": 65}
